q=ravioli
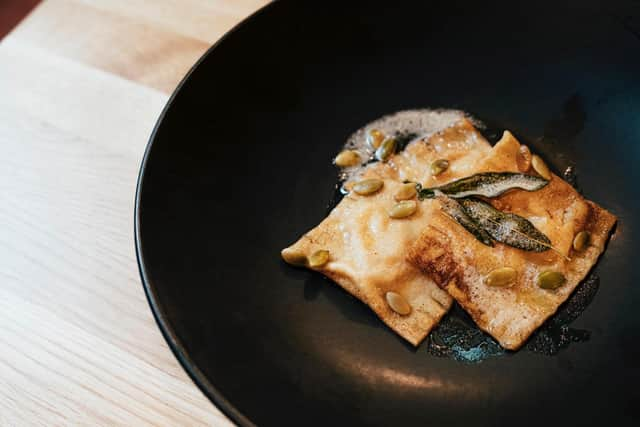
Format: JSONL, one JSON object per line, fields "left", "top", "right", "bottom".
{"left": 407, "top": 131, "right": 617, "bottom": 350}
{"left": 282, "top": 119, "right": 491, "bottom": 345}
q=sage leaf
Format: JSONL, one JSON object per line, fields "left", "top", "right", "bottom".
{"left": 437, "top": 194, "right": 494, "bottom": 247}
{"left": 459, "top": 198, "right": 552, "bottom": 252}
{"left": 417, "top": 187, "right": 435, "bottom": 200}
{"left": 418, "top": 172, "right": 548, "bottom": 199}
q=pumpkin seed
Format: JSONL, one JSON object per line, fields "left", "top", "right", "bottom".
{"left": 572, "top": 230, "right": 591, "bottom": 251}
{"left": 485, "top": 267, "right": 517, "bottom": 287}
{"left": 385, "top": 291, "right": 412, "bottom": 315}
{"left": 334, "top": 150, "right": 360, "bottom": 167}
{"left": 281, "top": 249, "right": 307, "bottom": 266}
{"left": 375, "top": 138, "right": 397, "bottom": 162}
{"left": 394, "top": 183, "right": 417, "bottom": 201}
{"left": 353, "top": 178, "right": 383, "bottom": 195}
{"left": 388, "top": 200, "right": 417, "bottom": 219}
{"left": 308, "top": 250, "right": 330, "bottom": 268}
{"left": 537, "top": 271, "right": 566, "bottom": 290}
{"left": 430, "top": 159, "right": 450, "bottom": 176}
{"left": 531, "top": 155, "right": 552, "bottom": 180}
{"left": 367, "top": 128, "right": 385, "bottom": 149}
{"left": 517, "top": 145, "right": 532, "bottom": 172}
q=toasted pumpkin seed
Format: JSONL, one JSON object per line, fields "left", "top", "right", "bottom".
{"left": 485, "top": 267, "right": 517, "bottom": 287}
{"left": 394, "top": 183, "right": 417, "bottom": 201}
{"left": 281, "top": 249, "right": 307, "bottom": 266}
{"left": 573, "top": 230, "right": 591, "bottom": 251}
{"left": 367, "top": 128, "right": 385, "bottom": 149}
{"left": 334, "top": 150, "right": 360, "bottom": 167}
{"left": 308, "top": 250, "right": 330, "bottom": 268}
{"left": 388, "top": 200, "right": 418, "bottom": 219}
{"left": 531, "top": 155, "right": 552, "bottom": 180}
{"left": 385, "top": 291, "right": 412, "bottom": 315}
{"left": 353, "top": 178, "right": 383, "bottom": 195}
{"left": 375, "top": 138, "right": 397, "bottom": 162}
{"left": 517, "top": 145, "right": 532, "bottom": 172}
{"left": 430, "top": 159, "right": 449, "bottom": 176}
{"left": 537, "top": 271, "right": 566, "bottom": 290}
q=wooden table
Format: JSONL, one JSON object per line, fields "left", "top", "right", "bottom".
{"left": 0, "top": 1, "right": 269, "bottom": 425}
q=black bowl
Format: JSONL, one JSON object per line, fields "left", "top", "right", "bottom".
{"left": 135, "top": 1, "right": 640, "bottom": 425}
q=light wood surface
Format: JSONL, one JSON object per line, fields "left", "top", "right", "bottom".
{"left": 0, "top": 0, "right": 269, "bottom": 425}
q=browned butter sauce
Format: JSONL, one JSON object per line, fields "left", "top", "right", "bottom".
{"left": 337, "top": 109, "right": 476, "bottom": 187}
{"left": 330, "top": 110, "right": 598, "bottom": 363}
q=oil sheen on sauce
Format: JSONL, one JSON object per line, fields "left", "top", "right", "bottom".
{"left": 337, "top": 109, "right": 477, "bottom": 190}
{"left": 331, "top": 109, "right": 598, "bottom": 363}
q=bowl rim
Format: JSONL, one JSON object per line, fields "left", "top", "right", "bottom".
{"left": 133, "top": 3, "right": 279, "bottom": 426}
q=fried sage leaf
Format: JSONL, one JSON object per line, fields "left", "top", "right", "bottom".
{"left": 437, "top": 194, "right": 494, "bottom": 247}
{"left": 459, "top": 198, "right": 551, "bottom": 252}
{"left": 417, "top": 172, "right": 548, "bottom": 200}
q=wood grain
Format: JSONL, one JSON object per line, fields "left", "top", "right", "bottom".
{"left": 0, "top": 0, "right": 269, "bottom": 425}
